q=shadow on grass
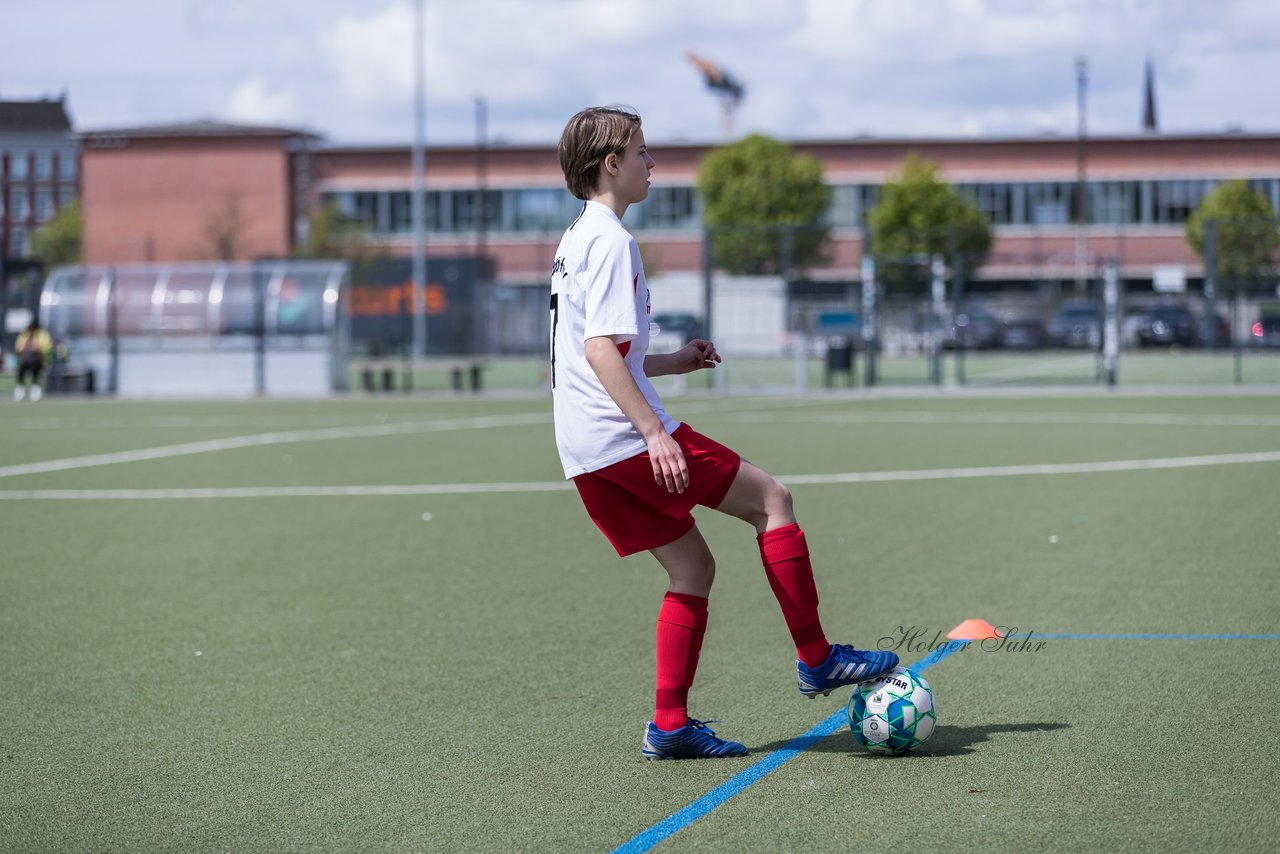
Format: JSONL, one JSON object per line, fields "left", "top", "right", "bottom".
{"left": 755, "top": 721, "right": 1070, "bottom": 758}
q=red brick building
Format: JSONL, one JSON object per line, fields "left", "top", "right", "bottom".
{"left": 79, "top": 121, "right": 1280, "bottom": 291}
{"left": 80, "top": 122, "right": 320, "bottom": 264}
{"left": 310, "top": 133, "right": 1280, "bottom": 290}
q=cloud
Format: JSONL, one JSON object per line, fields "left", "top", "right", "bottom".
{"left": 319, "top": 3, "right": 414, "bottom": 106}
{"left": 8, "top": 0, "right": 1280, "bottom": 144}
{"left": 225, "top": 78, "right": 303, "bottom": 126}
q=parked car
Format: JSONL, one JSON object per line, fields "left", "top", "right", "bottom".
{"left": 943, "top": 307, "right": 1001, "bottom": 350}
{"left": 996, "top": 314, "right": 1048, "bottom": 349}
{"left": 1252, "top": 308, "right": 1280, "bottom": 347}
{"left": 1130, "top": 304, "right": 1198, "bottom": 348}
{"left": 1048, "top": 301, "right": 1101, "bottom": 348}
{"left": 649, "top": 312, "right": 706, "bottom": 343}
{"left": 1123, "top": 305, "right": 1232, "bottom": 348}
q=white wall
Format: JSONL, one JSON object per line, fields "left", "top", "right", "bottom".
{"left": 649, "top": 272, "right": 788, "bottom": 357}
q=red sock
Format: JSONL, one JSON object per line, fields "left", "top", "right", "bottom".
{"left": 653, "top": 592, "right": 708, "bottom": 732}
{"left": 758, "top": 523, "right": 831, "bottom": 668}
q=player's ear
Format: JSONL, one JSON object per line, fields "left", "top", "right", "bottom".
{"left": 604, "top": 152, "right": 618, "bottom": 176}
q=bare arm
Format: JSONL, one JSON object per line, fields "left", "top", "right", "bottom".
{"left": 644, "top": 339, "right": 721, "bottom": 378}
{"left": 584, "top": 335, "right": 689, "bottom": 493}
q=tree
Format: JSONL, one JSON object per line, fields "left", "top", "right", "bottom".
{"left": 1185, "top": 180, "right": 1279, "bottom": 288}
{"left": 30, "top": 199, "right": 82, "bottom": 270}
{"left": 867, "top": 154, "right": 992, "bottom": 292}
{"left": 697, "top": 133, "right": 831, "bottom": 276}
{"left": 294, "top": 199, "right": 389, "bottom": 275}
{"left": 296, "top": 199, "right": 366, "bottom": 259}
{"left": 201, "top": 192, "right": 252, "bottom": 261}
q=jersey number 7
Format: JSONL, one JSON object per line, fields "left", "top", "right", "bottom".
{"left": 548, "top": 293, "right": 559, "bottom": 388}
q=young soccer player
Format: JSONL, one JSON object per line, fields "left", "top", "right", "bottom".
{"left": 550, "top": 106, "right": 898, "bottom": 760}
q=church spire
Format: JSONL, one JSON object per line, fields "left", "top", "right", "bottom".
{"left": 1142, "top": 59, "right": 1158, "bottom": 133}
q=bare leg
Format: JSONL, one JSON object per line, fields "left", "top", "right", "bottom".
{"left": 649, "top": 525, "right": 716, "bottom": 596}
{"left": 714, "top": 460, "right": 795, "bottom": 533}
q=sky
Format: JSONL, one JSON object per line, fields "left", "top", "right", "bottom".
{"left": 4, "top": 0, "right": 1279, "bottom": 148}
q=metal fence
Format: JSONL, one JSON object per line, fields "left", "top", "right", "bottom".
{"left": 362, "top": 219, "right": 1278, "bottom": 392}
{"left": 8, "top": 218, "right": 1278, "bottom": 396}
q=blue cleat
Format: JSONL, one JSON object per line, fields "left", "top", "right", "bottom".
{"left": 796, "top": 644, "right": 899, "bottom": 698}
{"left": 641, "top": 719, "right": 749, "bottom": 760}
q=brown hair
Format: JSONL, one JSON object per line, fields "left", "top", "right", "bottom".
{"left": 558, "top": 106, "right": 642, "bottom": 200}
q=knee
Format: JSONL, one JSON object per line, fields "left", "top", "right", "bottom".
{"left": 765, "top": 478, "right": 794, "bottom": 520}
{"left": 674, "top": 552, "right": 715, "bottom": 597}
{"left": 696, "top": 553, "right": 717, "bottom": 585}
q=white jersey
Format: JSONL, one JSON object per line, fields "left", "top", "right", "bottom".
{"left": 549, "top": 201, "right": 679, "bottom": 478}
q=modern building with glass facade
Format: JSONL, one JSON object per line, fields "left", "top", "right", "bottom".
{"left": 76, "top": 120, "right": 1280, "bottom": 292}
{"left": 311, "top": 132, "right": 1280, "bottom": 291}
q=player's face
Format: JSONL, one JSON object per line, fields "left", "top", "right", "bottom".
{"left": 615, "top": 130, "right": 655, "bottom": 205}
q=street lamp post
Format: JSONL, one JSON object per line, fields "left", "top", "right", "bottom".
{"left": 1075, "top": 57, "right": 1088, "bottom": 295}
{"left": 411, "top": 0, "right": 428, "bottom": 358}
{"left": 475, "top": 95, "right": 488, "bottom": 259}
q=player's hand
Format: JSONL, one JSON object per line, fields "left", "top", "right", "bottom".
{"left": 671, "top": 339, "right": 721, "bottom": 374}
{"left": 646, "top": 430, "right": 689, "bottom": 493}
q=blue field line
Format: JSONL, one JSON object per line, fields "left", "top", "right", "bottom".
{"left": 611, "top": 629, "right": 1279, "bottom": 853}
{"left": 610, "top": 643, "right": 969, "bottom": 854}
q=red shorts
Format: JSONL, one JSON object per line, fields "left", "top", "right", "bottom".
{"left": 573, "top": 424, "right": 742, "bottom": 557}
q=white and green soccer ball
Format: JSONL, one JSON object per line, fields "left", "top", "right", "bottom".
{"left": 847, "top": 666, "right": 936, "bottom": 755}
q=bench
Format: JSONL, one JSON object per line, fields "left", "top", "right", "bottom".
{"left": 46, "top": 363, "right": 97, "bottom": 394}
{"left": 353, "top": 360, "right": 486, "bottom": 393}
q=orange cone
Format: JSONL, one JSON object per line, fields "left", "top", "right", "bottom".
{"left": 947, "top": 618, "right": 1002, "bottom": 641}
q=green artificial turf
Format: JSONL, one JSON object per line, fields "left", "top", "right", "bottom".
{"left": 1, "top": 391, "right": 1278, "bottom": 852}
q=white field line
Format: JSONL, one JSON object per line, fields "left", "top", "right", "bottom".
{"left": 0, "top": 482, "right": 574, "bottom": 500}
{"left": 728, "top": 410, "right": 1280, "bottom": 428}
{"left": 778, "top": 449, "right": 1280, "bottom": 486}
{"left": 963, "top": 354, "right": 1096, "bottom": 383}
{"left": 0, "top": 401, "right": 746, "bottom": 432}
{"left": 3, "top": 414, "right": 429, "bottom": 430}
{"left": 2, "top": 449, "right": 1277, "bottom": 501}
{"left": 0, "top": 412, "right": 553, "bottom": 479}
{"left": 0, "top": 398, "right": 810, "bottom": 481}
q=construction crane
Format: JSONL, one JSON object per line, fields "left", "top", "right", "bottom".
{"left": 686, "top": 50, "right": 744, "bottom": 138}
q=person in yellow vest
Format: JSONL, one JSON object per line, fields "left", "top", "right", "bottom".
{"left": 14, "top": 319, "right": 53, "bottom": 401}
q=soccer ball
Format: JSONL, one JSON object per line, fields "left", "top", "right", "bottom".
{"left": 847, "top": 666, "right": 936, "bottom": 755}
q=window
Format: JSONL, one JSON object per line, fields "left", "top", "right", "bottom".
{"left": 513, "top": 188, "right": 569, "bottom": 232}
{"left": 1088, "top": 181, "right": 1139, "bottom": 225}
{"left": 1153, "top": 179, "right": 1213, "bottom": 225}
{"left": 10, "top": 188, "right": 29, "bottom": 220}
{"left": 857, "top": 185, "right": 881, "bottom": 227}
{"left": 350, "top": 191, "right": 379, "bottom": 229}
{"left": 387, "top": 191, "right": 412, "bottom": 233}
{"left": 641, "top": 186, "right": 697, "bottom": 230}
{"left": 958, "top": 183, "right": 1014, "bottom": 226}
{"left": 1026, "top": 182, "right": 1073, "bottom": 225}
{"left": 385, "top": 190, "right": 443, "bottom": 233}
{"left": 9, "top": 152, "right": 29, "bottom": 180}
{"left": 35, "top": 152, "right": 54, "bottom": 180}
{"left": 9, "top": 227, "right": 27, "bottom": 257}
{"left": 449, "top": 189, "right": 503, "bottom": 232}
{"left": 35, "top": 190, "right": 54, "bottom": 222}
{"left": 826, "top": 185, "right": 860, "bottom": 228}
{"left": 58, "top": 150, "right": 78, "bottom": 180}
{"left": 321, "top": 191, "right": 354, "bottom": 218}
